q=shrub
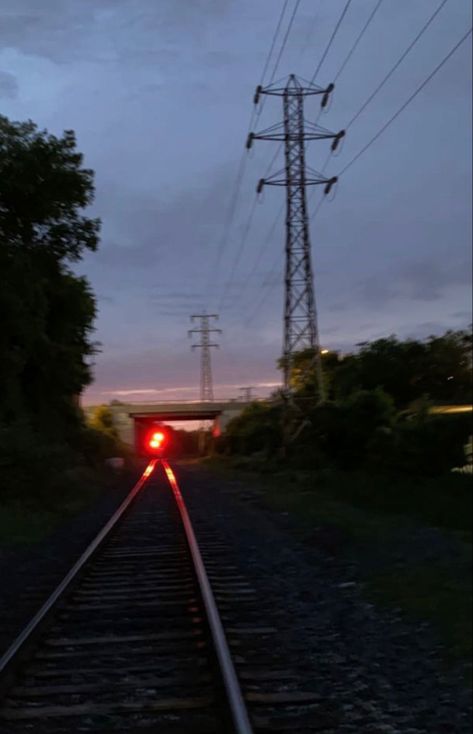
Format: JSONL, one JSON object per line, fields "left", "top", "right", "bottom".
{"left": 0, "top": 422, "right": 78, "bottom": 502}
{"left": 224, "top": 402, "right": 283, "bottom": 456}
{"left": 375, "top": 413, "right": 472, "bottom": 477}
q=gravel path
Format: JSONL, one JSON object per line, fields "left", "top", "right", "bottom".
{"left": 177, "top": 463, "right": 472, "bottom": 734}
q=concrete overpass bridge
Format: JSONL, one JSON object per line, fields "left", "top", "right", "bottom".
{"left": 109, "top": 399, "right": 256, "bottom": 446}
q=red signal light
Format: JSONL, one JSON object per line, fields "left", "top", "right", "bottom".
{"left": 149, "top": 431, "right": 165, "bottom": 450}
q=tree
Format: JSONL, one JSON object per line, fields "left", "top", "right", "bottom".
{"left": 0, "top": 115, "right": 100, "bottom": 437}
{"left": 333, "top": 331, "right": 472, "bottom": 407}
{"left": 421, "top": 330, "right": 472, "bottom": 403}
{"left": 278, "top": 348, "right": 342, "bottom": 399}
{"left": 0, "top": 116, "right": 99, "bottom": 258}
{"left": 88, "top": 405, "right": 120, "bottom": 441}
{"left": 225, "top": 402, "right": 282, "bottom": 456}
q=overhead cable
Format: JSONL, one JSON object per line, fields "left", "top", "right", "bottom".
{"left": 310, "top": 0, "right": 354, "bottom": 84}
{"left": 259, "top": 0, "right": 291, "bottom": 86}
{"left": 346, "top": 0, "right": 450, "bottom": 130}
{"left": 333, "top": 0, "right": 385, "bottom": 82}
{"left": 338, "top": 26, "right": 472, "bottom": 176}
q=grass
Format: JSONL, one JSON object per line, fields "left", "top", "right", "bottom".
{"left": 0, "top": 467, "right": 109, "bottom": 546}
{"left": 203, "top": 456, "right": 472, "bottom": 672}
{"left": 368, "top": 566, "right": 472, "bottom": 665}
{"left": 0, "top": 503, "right": 59, "bottom": 545}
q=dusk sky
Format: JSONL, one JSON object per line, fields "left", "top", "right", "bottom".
{"left": 1, "top": 0, "right": 471, "bottom": 405}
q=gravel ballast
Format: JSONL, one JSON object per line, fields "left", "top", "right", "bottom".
{"left": 177, "top": 463, "right": 472, "bottom": 734}
{"left": 0, "top": 462, "right": 471, "bottom": 733}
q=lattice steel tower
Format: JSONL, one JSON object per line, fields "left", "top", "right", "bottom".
{"left": 188, "top": 313, "right": 221, "bottom": 401}
{"left": 247, "top": 74, "right": 344, "bottom": 398}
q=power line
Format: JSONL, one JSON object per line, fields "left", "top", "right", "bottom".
{"left": 310, "top": 190, "right": 327, "bottom": 222}
{"left": 219, "top": 0, "right": 301, "bottom": 309}
{"left": 244, "top": 252, "right": 283, "bottom": 325}
{"left": 243, "top": 186, "right": 328, "bottom": 325}
{"left": 338, "top": 26, "right": 472, "bottom": 177}
{"left": 219, "top": 143, "right": 285, "bottom": 311}
{"left": 244, "top": 201, "right": 284, "bottom": 293}
{"left": 254, "top": 0, "right": 304, "bottom": 126}
{"left": 300, "top": 1, "right": 382, "bottom": 218}
{"left": 218, "top": 193, "right": 259, "bottom": 310}
{"left": 346, "top": 0, "right": 450, "bottom": 130}
{"left": 242, "top": 174, "right": 334, "bottom": 325}
{"left": 213, "top": 1, "right": 305, "bottom": 312}
{"left": 207, "top": 152, "right": 248, "bottom": 294}
{"left": 259, "top": 0, "right": 291, "bottom": 86}
{"left": 241, "top": 16, "right": 471, "bottom": 340}
{"left": 268, "top": 0, "right": 303, "bottom": 85}
{"left": 310, "top": 0, "right": 354, "bottom": 84}
{"left": 333, "top": 0, "right": 385, "bottom": 82}
{"left": 224, "top": 204, "right": 284, "bottom": 319}
{"left": 206, "top": 0, "right": 296, "bottom": 297}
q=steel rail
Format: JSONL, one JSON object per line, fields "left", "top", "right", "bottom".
{"left": 162, "top": 460, "right": 254, "bottom": 734}
{"left": 0, "top": 460, "right": 157, "bottom": 679}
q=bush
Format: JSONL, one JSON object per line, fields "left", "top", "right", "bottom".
{"left": 223, "top": 402, "right": 283, "bottom": 456}
{"left": 218, "top": 387, "right": 470, "bottom": 480}
{"left": 294, "top": 389, "right": 396, "bottom": 471}
{"left": 0, "top": 422, "right": 79, "bottom": 502}
{"left": 369, "top": 413, "right": 472, "bottom": 477}
{"left": 0, "top": 417, "right": 130, "bottom": 507}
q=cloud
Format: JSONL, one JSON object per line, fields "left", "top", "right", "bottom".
{"left": 0, "top": 70, "right": 18, "bottom": 98}
{"left": 2, "top": 0, "right": 470, "bottom": 406}
{"left": 404, "top": 321, "right": 454, "bottom": 340}
{"left": 450, "top": 310, "right": 472, "bottom": 322}
{"left": 358, "top": 275, "right": 399, "bottom": 307}
{"left": 97, "top": 294, "right": 115, "bottom": 304}
{"left": 400, "top": 258, "right": 472, "bottom": 302}
{"left": 340, "top": 254, "right": 472, "bottom": 312}
{"left": 0, "top": 0, "right": 235, "bottom": 65}
{"left": 150, "top": 292, "right": 205, "bottom": 302}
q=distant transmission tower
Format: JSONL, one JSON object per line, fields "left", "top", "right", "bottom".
{"left": 188, "top": 313, "right": 221, "bottom": 401}
{"left": 239, "top": 386, "right": 255, "bottom": 402}
{"left": 247, "top": 74, "right": 344, "bottom": 399}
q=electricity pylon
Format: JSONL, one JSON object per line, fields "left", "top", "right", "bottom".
{"left": 239, "top": 386, "right": 255, "bottom": 402}
{"left": 247, "top": 74, "right": 344, "bottom": 401}
{"left": 188, "top": 313, "right": 221, "bottom": 402}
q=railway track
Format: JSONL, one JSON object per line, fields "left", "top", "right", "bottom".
{"left": 0, "top": 461, "right": 328, "bottom": 733}
{"left": 0, "top": 460, "right": 251, "bottom": 733}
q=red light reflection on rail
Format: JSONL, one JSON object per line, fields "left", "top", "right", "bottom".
{"left": 162, "top": 461, "right": 180, "bottom": 495}
{"left": 143, "top": 460, "right": 157, "bottom": 478}
{"left": 161, "top": 461, "right": 187, "bottom": 512}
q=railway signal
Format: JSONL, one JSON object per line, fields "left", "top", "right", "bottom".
{"left": 148, "top": 430, "right": 165, "bottom": 450}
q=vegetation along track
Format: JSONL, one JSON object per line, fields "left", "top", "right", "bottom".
{"left": 0, "top": 461, "right": 329, "bottom": 733}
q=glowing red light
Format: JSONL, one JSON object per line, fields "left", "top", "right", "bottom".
{"left": 148, "top": 431, "right": 165, "bottom": 449}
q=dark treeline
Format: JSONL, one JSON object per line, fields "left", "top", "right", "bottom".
{"left": 220, "top": 331, "right": 472, "bottom": 477}
{"left": 0, "top": 115, "right": 115, "bottom": 499}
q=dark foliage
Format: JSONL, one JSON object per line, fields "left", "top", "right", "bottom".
{"left": 221, "top": 330, "right": 472, "bottom": 478}
{"left": 0, "top": 115, "right": 99, "bottom": 438}
{"left": 334, "top": 332, "right": 472, "bottom": 407}
{"left": 0, "top": 115, "right": 104, "bottom": 497}
{"left": 222, "top": 402, "right": 283, "bottom": 457}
